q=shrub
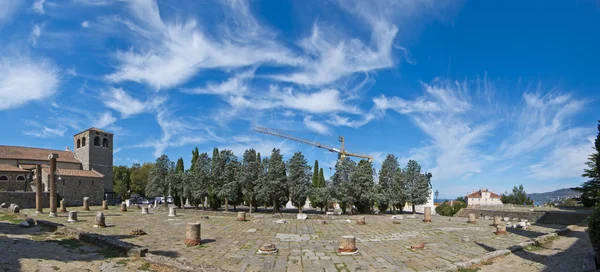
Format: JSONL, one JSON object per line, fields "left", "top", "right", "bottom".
{"left": 561, "top": 198, "right": 578, "bottom": 207}
{"left": 588, "top": 205, "right": 600, "bottom": 247}
{"left": 435, "top": 201, "right": 467, "bottom": 216}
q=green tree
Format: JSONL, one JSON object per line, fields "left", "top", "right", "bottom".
{"left": 346, "top": 160, "right": 375, "bottom": 213}
{"left": 501, "top": 185, "right": 534, "bottom": 205}
{"left": 190, "top": 152, "right": 211, "bottom": 209}
{"left": 173, "top": 157, "right": 185, "bottom": 207}
{"left": 455, "top": 196, "right": 466, "bottom": 203}
{"left": 218, "top": 154, "right": 242, "bottom": 211}
{"left": 378, "top": 154, "right": 399, "bottom": 213}
{"left": 145, "top": 155, "right": 174, "bottom": 207}
{"left": 319, "top": 168, "right": 325, "bottom": 187}
{"left": 331, "top": 157, "right": 356, "bottom": 213}
{"left": 130, "top": 163, "right": 153, "bottom": 197}
{"left": 579, "top": 121, "right": 600, "bottom": 207}
{"left": 240, "top": 149, "right": 260, "bottom": 213}
{"left": 403, "top": 160, "right": 432, "bottom": 214}
{"left": 257, "top": 149, "right": 288, "bottom": 213}
{"left": 190, "top": 147, "right": 199, "bottom": 172}
{"left": 113, "top": 165, "right": 131, "bottom": 198}
{"left": 207, "top": 147, "right": 222, "bottom": 210}
{"left": 288, "top": 152, "right": 311, "bottom": 213}
{"left": 113, "top": 179, "right": 129, "bottom": 199}
{"left": 311, "top": 167, "right": 327, "bottom": 210}
{"left": 312, "top": 160, "right": 320, "bottom": 187}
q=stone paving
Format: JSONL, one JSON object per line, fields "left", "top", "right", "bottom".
{"left": 0, "top": 214, "right": 164, "bottom": 272}
{"left": 21, "top": 206, "right": 564, "bottom": 271}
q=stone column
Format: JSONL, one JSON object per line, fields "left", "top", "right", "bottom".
{"left": 467, "top": 213, "right": 476, "bottom": 223}
{"left": 494, "top": 224, "right": 507, "bottom": 235}
{"left": 120, "top": 203, "right": 127, "bottom": 212}
{"left": 48, "top": 153, "right": 59, "bottom": 217}
{"left": 168, "top": 207, "right": 177, "bottom": 217}
{"left": 35, "top": 164, "right": 43, "bottom": 214}
{"left": 423, "top": 207, "right": 432, "bottom": 222}
{"left": 357, "top": 216, "right": 366, "bottom": 225}
{"left": 337, "top": 235, "right": 358, "bottom": 255}
{"left": 94, "top": 212, "right": 106, "bottom": 228}
{"left": 493, "top": 216, "right": 502, "bottom": 226}
{"left": 237, "top": 211, "right": 246, "bottom": 221}
{"left": 102, "top": 200, "right": 108, "bottom": 210}
{"left": 184, "top": 223, "right": 201, "bottom": 246}
{"left": 59, "top": 199, "right": 67, "bottom": 213}
{"left": 68, "top": 211, "right": 78, "bottom": 223}
{"left": 83, "top": 197, "right": 90, "bottom": 211}
{"left": 141, "top": 207, "right": 149, "bottom": 214}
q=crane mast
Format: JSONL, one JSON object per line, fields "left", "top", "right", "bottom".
{"left": 253, "top": 127, "right": 373, "bottom": 162}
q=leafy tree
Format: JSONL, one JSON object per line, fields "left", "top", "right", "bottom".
{"left": 288, "top": 152, "right": 311, "bottom": 213}
{"left": 331, "top": 157, "right": 356, "bottom": 213}
{"left": 218, "top": 155, "right": 242, "bottom": 211}
{"left": 239, "top": 149, "right": 260, "bottom": 213}
{"left": 207, "top": 147, "right": 222, "bottom": 210}
{"left": 190, "top": 147, "right": 199, "bottom": 172}
{"left": 455, "top": 196, "right": 466, "bottom": 203}
{"left": 258, "top": 149, "right": 288, "bottom": 213}
{"left": 378, "top": 154, "right": 399, "bottom": 213}
{"left": 312, "top": 160, "right": 320, "bottom": 187}
{"left": 190, "top": 152, "right": 211, "bottom": 209}
{"left": 500, "top": 185, "right": 534, "bottom": 205}
{"left": 113, "top": 165, "right": 132, "bottom": 196}
{"left": 345, "top": 160, "right": 374, "bottom": 213}
{"left": 435, "top": 200, "right": 467, "bottom": 216}
{"left": 403, "top": 160, "right": 432, "bottom": 214}
{"left": 113, "top": 179, "right": 129, "bottom": 199}
{"left": 579, "top": 121, "right": 600, "bottom": 207}
{"left": 130, "top": 163, "right": 153, "bottom": 197}
{"left": 173, "top": 157, "right": 185, "bottom": 207}
{"left": 145, "top": 155, "right": 174, "bottom": 207}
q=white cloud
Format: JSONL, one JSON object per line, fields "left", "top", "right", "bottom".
{"left": 529, "top": 136, "right": 594, "bottom": 180}
{"left": 0, "top": 57, "right": 60, "bottom": 110}
{"left": 373, "top": 95, "right": 441, "bottom": 114}
{"left": 23, "top": 125, "right": 67, "bottom": 138}
{"left": 327, "top": 113, "right": 375, "bottom": 128}
{"left": 223, "top": 135, "right": 296, "bottom": 158}
{"left": 0, "top": 2, "right": 20, "bottom": 26}
{"left": 184, "top": 69, "right": 254, "bottom": 95}
{"left": 30, "top": 24, "right": 42, "bottom": 46}
{"left": 93, "top": 112, "right": 117, "bottom": 128}
{"left": 304, "top": 116, "right": 331, "bottom": 135}
{"left": 106, "top": 0, "right": 301, "bottom": 90}
{"left": 81, "top": 21, "right": 90, "bottom": 28}
{"left": 101, "top": 87, "right": 149, "bottom": 117}
{"left": 32, "top": 0, "right": 45, "bottom": 14}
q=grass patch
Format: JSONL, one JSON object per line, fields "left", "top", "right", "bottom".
{"left": 334, "top": 262, "right": 349, "bottom": 272}
{"left": 47, "top": 238, "right": 82, "bottom": 250}
{"left": 524, "top": 245, "right": 544, "bottom": 251}
{"left": 458, "top": 268, "right": 480, "bottom": 272}
{"left": 0, "top": 214, "right": 22, "bottom": 224}
{"left": 239, "top": 244, "right": 252, "bottom": 250}
{"left": 482, "top": 260, "right": 493, "bottom": 265}
{"left": 51, "top": 266, "right": 59, "bottom": 271}
{"left": 98, "top": 248, "right": 122, "bottom": 258}
{"left": 197, "top": 244, "right": 209, "bottom": 249}
{"left": 116, "top": 259, "right": 129, "bottom": 265}
{"left": 139, "top": 262, "right": 152, "bottom": 271}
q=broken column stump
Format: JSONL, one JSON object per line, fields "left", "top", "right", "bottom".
{"left": 83, "top": 197, "right": 90, "bottom": 211}
{"left": 68, "top": 211, "right": 78, "bottom": 223}
{"left": 59, "top": 199, "right": 67, "bottom": 213}
{"left": 141, "top": 207, "right": 149, "bottom": 214}
{"left": 467, "top": 213, "right": 476, "bottom": 224}
{"left": 495, "top": 224, "right": 508, "bottom": 235}
{"left": 493, "top": 216, "right": 502, "bottom": 226}
{"left": 237, "top": 211, "right": 246, "bottom": 221}
{"left": 257, "top": 244, "right": 278, "bottom": 254}
{"left": 168, "top": 207, "right": 177, "bottom": 217}
{"left": 337, "top": 235, "right": 358, "bottom": 255}
{"left": 184, "top": 223, "right": 201, "bottom": 246}
{"left": 102, "top": 200, "right": 108, "bottom": 210}
{"left": 94, "top": 212, "right": 106, "bottom": 228}
{"left": 120, "top": 203, "right": 127, "bottom": 212}
{"left": 423, "top": 207, "right": 432, "bottom": 222}
{"left": 357, "top": 216, "right": 366, "bottom": 225}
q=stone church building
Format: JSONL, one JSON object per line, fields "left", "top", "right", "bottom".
{"left": 0, "top": 128, "right": 114, "bottom": 205}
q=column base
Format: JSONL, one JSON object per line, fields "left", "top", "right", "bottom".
{"left": 48, "top": 212, "right": 58, "bottom": 217}
{"left": 35, "top": 211, "right": 44, "bottom": 215}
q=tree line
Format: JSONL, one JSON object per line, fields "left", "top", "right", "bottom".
{"left": 114, "top": 148, "right": 433, "bottom": 214}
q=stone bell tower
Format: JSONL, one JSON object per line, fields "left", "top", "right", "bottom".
{"left": 73, "top": 128, "right": 114, "bottom": 197}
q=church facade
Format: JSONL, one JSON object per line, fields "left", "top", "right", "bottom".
{"left": 0, "top": 128, "right": 114, "bottom": 205}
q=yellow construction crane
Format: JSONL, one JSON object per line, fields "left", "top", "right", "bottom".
{"left": 253, "top": 127, "right": 374, "bottom": 162}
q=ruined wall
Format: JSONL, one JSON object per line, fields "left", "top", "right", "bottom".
{"left": 455, "top": 208, "right": 547, "bottom": 222}
{"left": 0, "top": 172, "right": 30, "bottom": 191}
{"left": 0, "top": 191, "right": 49, "bottom": 209}
{"left": 43, "top": 175, "right": 104, "bottom": 206}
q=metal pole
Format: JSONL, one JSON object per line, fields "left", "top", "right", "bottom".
{"left": 49, "top": 153, "right": 59, "bottom": 217}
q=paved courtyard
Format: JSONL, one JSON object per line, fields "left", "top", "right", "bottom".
{"left": 21, "top": 206, "right": 565, "bottom": 271}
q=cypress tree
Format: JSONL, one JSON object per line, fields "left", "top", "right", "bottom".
{"left": 312, "top": 160, "right": 320, "bottom": 187}
{"left": 319, "top": 168, "right": 325, "bottom": 187}
{"left": 190, "top": 147, "right": 199, "bottom": 172}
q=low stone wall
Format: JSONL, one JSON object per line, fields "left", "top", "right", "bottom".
{"left": 456, "top": 208, "right": 547, "bottom": 223}
{"left": 0, "top": 191, "right": 49, "bottom": 209}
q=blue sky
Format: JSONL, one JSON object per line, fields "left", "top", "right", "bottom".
{"left": 1, "top": 0, "right": 598, "bottom": 198}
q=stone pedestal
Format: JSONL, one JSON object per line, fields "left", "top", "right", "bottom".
{"left": 237, "top": 211, "right": 246, "bottom": 221}
{"left": 423, "top": 207, "right": 432, "bottom": 222}
{"left": 94, "top": 212, "right": 106, "bottom": 228}
{"left": 257, "top": 244, "right": 278, "bottom": 254}
{"left": 357, "top": 216, "right": 366, "bottom": 225}
{"left": 120, "top": 203, "right": 127, "bottom": 212}
{"left": 68, "top": 211, "right": 78, "bottom": 223}
{"left": 102, "top": 200, "right": 108, "bottom": 210}
{"left": 59, "top": 199, "right": 67, "bottom": 213}
{"left": 83, "top": 197, "right": 90, "bottom": 211}
{"left": 337, "top": 235, "right": 358, "bottom": 255}
{"left": 493, "top": 216, "right": 502, "bottom": 226}
{"left": 141, "top": 207, "right": 149, "bottom": 214}
{"left": 467, "top": 213, "right": 476, "bottom": 224}
{"left": 494, "top": 224, "right": 507, "bottom": 235}
{"left": 184, "top": 223, "right": 201, "bottom": 246}
{"left": 168, "top": 207, "right": 177, "bottom": 217}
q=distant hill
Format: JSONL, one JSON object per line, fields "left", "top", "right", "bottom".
{"left": 527, "top": 188, "right": 581, "bottom": 204}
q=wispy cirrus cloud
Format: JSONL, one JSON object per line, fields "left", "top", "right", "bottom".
{"left": 93, "top": 112, "right": 117, "bottom": 128}
{"left": 32, "top": 0, "right": 46, "bottom": 14}
{"left": 101, "top": 87, "right": 165, "bottom": 118}
{"left": 23, "top": 124, "right": 67, "bottom": 138}
{"left": 304, "top": 116, "right": 331, "bottom": 135}
{"left": 0, "top": 56, "right": 60, "bottom": 110}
